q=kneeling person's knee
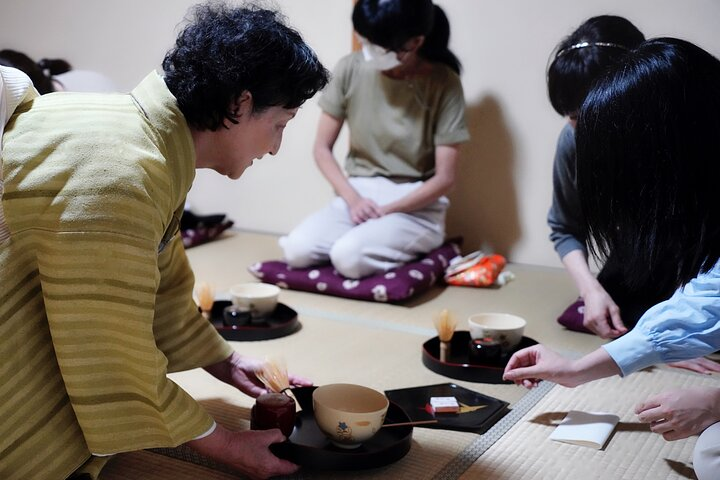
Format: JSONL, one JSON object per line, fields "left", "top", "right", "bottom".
{"left": 280, "top": 235, "right": 316, "bottom": 268}
{"left": 329, "top": 238, "right": 369, "bottom": 279}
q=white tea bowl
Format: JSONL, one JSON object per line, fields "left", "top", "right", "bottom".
{"left": 467, "top": 312, "right": 526, "bottom": 353}
{"left": 229, "top": 282, "right": 280, "bottom": 318}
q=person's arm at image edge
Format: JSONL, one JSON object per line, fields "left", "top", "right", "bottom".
{"left": 505, "top": 261, "right": 720, "bottom": 387}
{"left": 503, "top": 344, "right": 621, "bottom": 388}
{"left": 635, "top": 387, "right": 720, "bottom": 441}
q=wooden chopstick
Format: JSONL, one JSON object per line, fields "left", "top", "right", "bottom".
{"left": 382, "top": 419, "right": 439, "bottom": 428}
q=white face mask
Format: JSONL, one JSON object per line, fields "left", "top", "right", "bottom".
{"left": 360, "top": 38, "right": 401, "bottom": 71}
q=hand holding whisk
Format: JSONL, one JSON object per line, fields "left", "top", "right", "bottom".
{"left": 256, "top": 356, "right": 301, "bottom": 411}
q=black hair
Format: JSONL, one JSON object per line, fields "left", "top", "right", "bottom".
{"left": 0, "top": 49, "right": 71, "bottom": 94}
{"left": 162, "top": 2, "right": 329, "bottom": 131}
{"left": 547, "top": 15, "right": 644, "bottom": 116}
{"left": 576, "top": 38, "right": 720, "bottom": 293}
{"left": 352, "top": 0, "right": 461, "bottom": 73}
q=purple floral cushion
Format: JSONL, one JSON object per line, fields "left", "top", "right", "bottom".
{"left": 248, "top": 241, "right": 461, "bottom": 303}
{"left": 181, "top": 220, "right": 234, "bottom": 249}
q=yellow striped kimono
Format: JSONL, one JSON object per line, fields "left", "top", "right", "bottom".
{"left": 0, "top": 72, "right": 233, "bottom": 479}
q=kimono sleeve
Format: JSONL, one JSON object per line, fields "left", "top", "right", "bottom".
{"left": 38, "top": 230, "right": 215, "bottom": 454}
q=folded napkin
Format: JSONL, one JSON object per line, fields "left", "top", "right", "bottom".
{"left": 549, "top": 410, "right": 619, "bottom": 449}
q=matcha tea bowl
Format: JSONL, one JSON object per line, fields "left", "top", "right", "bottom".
{"left": 312, "top": 383, "right": 389, "bottom": 449}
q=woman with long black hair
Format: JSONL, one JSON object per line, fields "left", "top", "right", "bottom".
{"left": 504, "top": 38, "right": 720, "bottom": 480}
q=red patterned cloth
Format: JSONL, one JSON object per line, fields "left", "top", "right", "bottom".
{"left": 444, "top": 253, "right": 506, "bottom": 287}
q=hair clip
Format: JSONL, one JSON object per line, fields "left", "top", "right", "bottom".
{"left": 555, "top": 41, "right": 630, "bottom": 58}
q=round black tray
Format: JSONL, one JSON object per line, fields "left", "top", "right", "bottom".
{"left": 270, "top": 386, "right": 413, "bottom": 471}
{"left": 208, "top": 300, "right": 301, "bottom": 341}
{"left": 422, "top": 331, "right": 538, "bottom": 384}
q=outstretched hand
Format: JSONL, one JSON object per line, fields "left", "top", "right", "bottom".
{"left": 504, "top": 345, "right": 621, "bottom": 388}
{"left": 503, "top": 345, "right": 582, "bottom": 388}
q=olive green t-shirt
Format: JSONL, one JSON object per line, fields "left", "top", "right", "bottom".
{"left": 319, "top": 52, "right": 470, "bottom": 180}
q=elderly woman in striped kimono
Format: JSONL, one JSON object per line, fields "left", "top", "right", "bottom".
{"left": 0, "top": 3, "right": 328, "bottom": 480}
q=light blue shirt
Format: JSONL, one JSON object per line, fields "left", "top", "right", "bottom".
{"left": 603, "top": 260, "right": 720, "bottom": 376}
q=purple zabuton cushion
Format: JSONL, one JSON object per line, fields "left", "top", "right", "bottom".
{"left": 248, "top": 241, "right": 461, "bottom": 303}
{"left": 557, "top": 298, "right": 593, "bottom": 334}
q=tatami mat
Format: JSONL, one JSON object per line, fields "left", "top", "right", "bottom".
{"left": 101, "top": 451, "right": 238, "bottom": 480}
{"left": 459, "top": 367, "right": 719, "bottom": 480}
{"left": 102, "top": 311, "right": 538, "bottom": 480}
{"left": 100, "top": 231, "right": 705, "bottom": 479}
{"left": 188, "top": 231, "right": 606, "bottom": 355}
{"left": 169, "top": 314, "right": 528, "bottom": 479}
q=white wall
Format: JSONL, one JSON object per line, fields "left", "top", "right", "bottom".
{"left": 1, "top": 0, "right": 719, "bottom": 267}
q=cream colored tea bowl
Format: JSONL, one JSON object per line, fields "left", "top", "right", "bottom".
{"left": 312, "top": 383, "right": 389, "bottom": 449}
{"left": 467, "top": 312, "right": 526, "bottom": 353}
{"left": 229, "top": 282, "right": 280, "bottom": 318}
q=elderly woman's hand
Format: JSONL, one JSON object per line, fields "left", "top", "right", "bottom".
{"left": 204, "top": 352, "right": 313, "bottom": 398}
{"left": 187, "top": 424, "right": 299, "bottom": 479}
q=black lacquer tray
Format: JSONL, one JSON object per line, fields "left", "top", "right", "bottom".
{"left": 270, "top": 386, "right": 413, "bottom": 470}
{"left": 208, "top": 300, "right": 301, "bottom": 341}
{"left": 385, "top": 383, "right": 509, "bottom": 434}
{"left": 422, "top": 331, "right": 538, "bottom": 384}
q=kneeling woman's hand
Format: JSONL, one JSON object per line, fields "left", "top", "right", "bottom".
{"left": 349, "top": 197, "right": 383, "bottom": 224}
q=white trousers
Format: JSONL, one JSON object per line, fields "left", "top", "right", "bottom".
{"left": 280, "top": 176, "right": 448, "bottom": 279}
{"left": 694, "top": 421, "right": 720, "bottom": 480}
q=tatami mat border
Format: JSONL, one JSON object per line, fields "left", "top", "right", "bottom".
{"left": 434, "top": 381, "right": 556, "bottom": 479}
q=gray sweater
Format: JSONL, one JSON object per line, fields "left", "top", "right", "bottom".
{"left": 547, "top": 123, "right": 587, "bottom": 259}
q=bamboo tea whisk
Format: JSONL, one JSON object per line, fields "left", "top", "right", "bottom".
{"left": 256, "top": 356, "right": 301, "bottom": 411}
{"left": 256, "top": 356, "right": 290, "bottom": 394}
{"left": 195, "top": 282, "right": 215, "bottom": 320}
{"left": 433, "top": 308, "right": 457, "bottom": 362}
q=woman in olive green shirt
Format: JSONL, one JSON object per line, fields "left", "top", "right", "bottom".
{"left": 281, "top": 0, "right": 469, "bottom": 279}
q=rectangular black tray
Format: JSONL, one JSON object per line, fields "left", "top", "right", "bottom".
{"left": 384, "top": 383, "right": 509, "bottom": 434}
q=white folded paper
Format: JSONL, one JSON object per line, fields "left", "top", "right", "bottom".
{"left": 549, "top": 410, "right": 620, "bottom": 449}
